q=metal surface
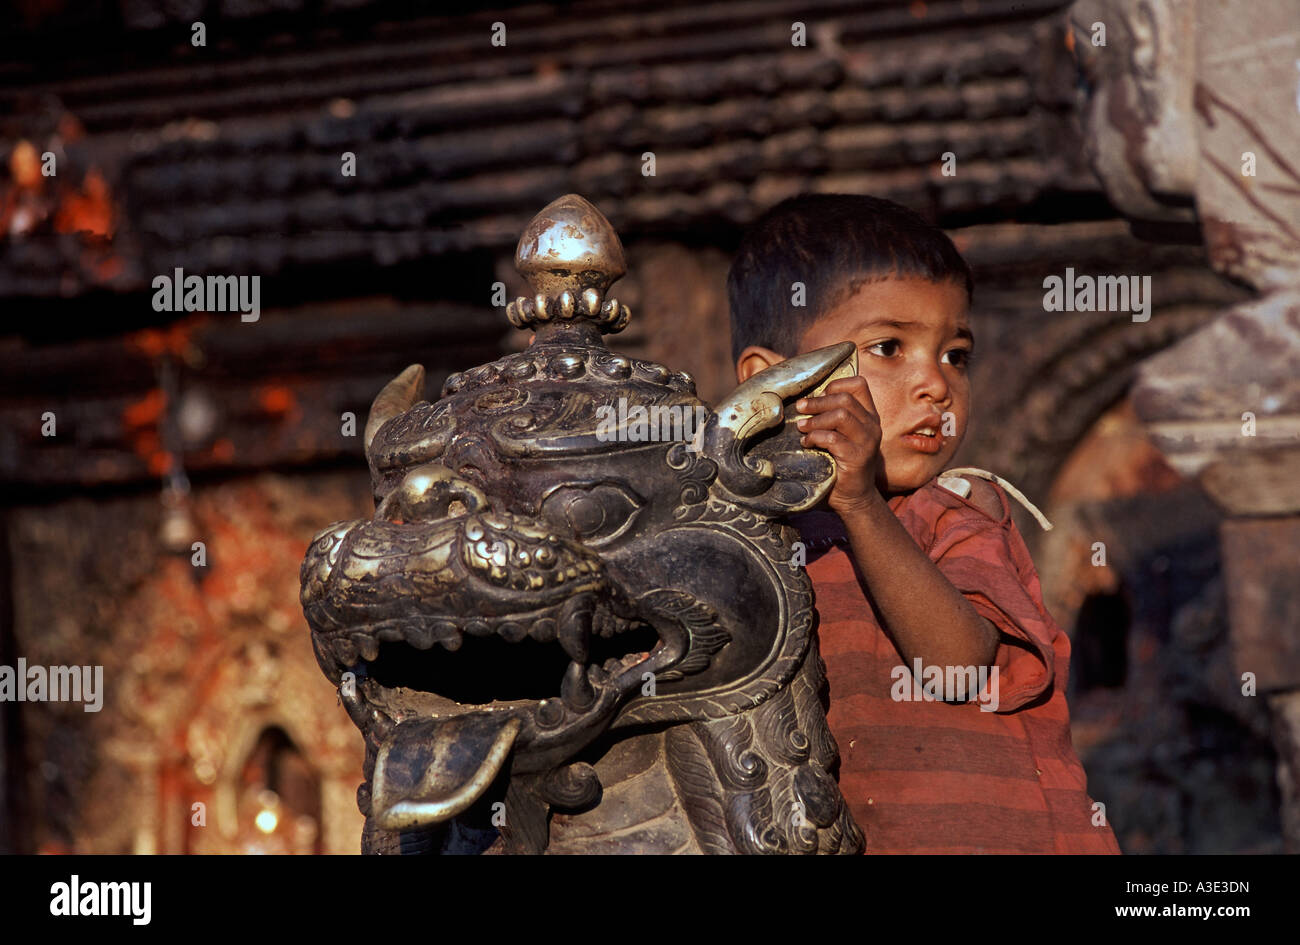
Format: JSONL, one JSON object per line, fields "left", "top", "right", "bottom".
{"left": 300, "top": 194, "right": 862, "bottom": 854}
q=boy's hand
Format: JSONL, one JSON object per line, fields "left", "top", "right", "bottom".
{"left": 795, "top": 376, "right": 882, "bottom": 514}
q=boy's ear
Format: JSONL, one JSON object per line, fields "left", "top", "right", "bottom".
{"left": 735, "top": 345, "right": 786, "bottom": 384}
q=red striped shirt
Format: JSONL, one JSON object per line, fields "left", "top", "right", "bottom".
{"left": 799, "top": 477, "right": 1121, "bottom": 854}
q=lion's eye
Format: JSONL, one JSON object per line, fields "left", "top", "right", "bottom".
{"left": 540, "top": 482, "right": 643, "bottom": 546}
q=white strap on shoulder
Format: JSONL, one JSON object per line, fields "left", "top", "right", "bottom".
{"left": 939, "top": 467, "right": 1054, "bottom": 532}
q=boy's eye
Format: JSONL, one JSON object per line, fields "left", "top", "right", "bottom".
{"left": 866, "top": 339, "right": 900, "bottom": 357}
{"left": 942, "top": 348, "right": 972, "bottom": 368}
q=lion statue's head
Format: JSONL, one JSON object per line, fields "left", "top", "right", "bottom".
{"left": 301, "top": 195, "right": 863, "bottom": 854}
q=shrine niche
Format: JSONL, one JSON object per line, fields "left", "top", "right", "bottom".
{"left": 300, "top": 195, "right": 863, "bottom": 854}
{"left": 5, "top": 476, "right": 367, "bottom": 854}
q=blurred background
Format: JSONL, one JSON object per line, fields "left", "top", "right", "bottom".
{"left": 0, "top": 0, "right": 1281, "bottom": 853}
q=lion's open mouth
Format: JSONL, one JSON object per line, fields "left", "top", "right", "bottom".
{"left": 362, "top": 620, "right": 663, "bottom": 707}
{"left": 318, "top": 605, "right": 678, "bottom": 833}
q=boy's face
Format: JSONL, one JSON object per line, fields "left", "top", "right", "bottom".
{"left": 796, "top": 276, "right": 973, "bottom": 494}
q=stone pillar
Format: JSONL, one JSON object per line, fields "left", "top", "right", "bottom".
{"left": 1222, "top": 518, "right": 1300, "bottom": 848}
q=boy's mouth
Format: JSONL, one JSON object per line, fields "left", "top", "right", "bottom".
{"left": 900, "top": 418, "right": 947, "bottom": 455}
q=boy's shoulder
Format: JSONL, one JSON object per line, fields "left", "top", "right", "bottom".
{"left": 959, "top": 477, "right": 1007, "bottom": 522}
{"left": 923, "top": 474, "right": 1009, "bottom": 525}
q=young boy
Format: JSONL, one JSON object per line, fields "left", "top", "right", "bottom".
{"left": 729, "top": 194, "right": 1120, "bottom": 854}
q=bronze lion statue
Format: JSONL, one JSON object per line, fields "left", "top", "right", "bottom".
{"left": 300, "top": 195, "right": 863, "bottom": 854}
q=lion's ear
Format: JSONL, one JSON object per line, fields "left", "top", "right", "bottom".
{"left": 702, "top": 343, "right": 857, "bottom": 514}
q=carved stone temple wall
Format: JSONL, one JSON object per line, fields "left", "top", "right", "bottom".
{"left": 0, "top": 0, "right": 1286, "bottom": 852}
{"left": 1069, "top": 0, "right": 1300, "bottom": 853}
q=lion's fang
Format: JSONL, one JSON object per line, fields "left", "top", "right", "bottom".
{"left": 561, "top": 661, "right": 595, "bottom": 710}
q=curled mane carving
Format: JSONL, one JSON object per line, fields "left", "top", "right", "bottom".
{"left": 668, "top": 652, "right": 862, "bottom": 854}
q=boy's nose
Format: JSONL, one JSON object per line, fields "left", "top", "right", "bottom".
{"left": 913, "top": 361, "right": 951, "bottom": 406}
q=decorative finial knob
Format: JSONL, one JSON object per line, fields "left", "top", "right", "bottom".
{"left": 508, "top": 194, "right": 631, "bottom": 335}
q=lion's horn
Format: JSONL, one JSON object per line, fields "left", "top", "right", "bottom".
{"left": 705, "top": 343, "right": 857, "bottom": 496}
{"left": 364, "top": 364, "right": 426, "bottom": 453}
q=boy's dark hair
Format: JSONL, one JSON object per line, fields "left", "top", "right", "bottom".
{"left": 728, "top": 194, "right": 974, "bottom": 361}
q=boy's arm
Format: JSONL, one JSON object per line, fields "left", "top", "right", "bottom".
{"left": 797, "top": 378, "right": 999, "bottom": 676}
{"left": 835, "top": 490, "right": 999, "bottom": 671}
